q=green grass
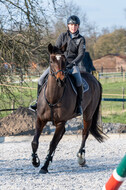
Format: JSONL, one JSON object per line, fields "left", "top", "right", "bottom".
{"left": 102, "top": 81, "right": 125, "bottom": 95}
{"left": 0, "top": 76, "right": 126, "bottom": 124}
{"left": 0, "top": 80, "right": 38, "bottom": 118}
{"left": 100, "top": 78, "right": 126, "bottom": 123}
{"left": 101, "top": 102, "right": 126, "bottom": 123}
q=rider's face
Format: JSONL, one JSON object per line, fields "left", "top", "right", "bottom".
{"left": 68, "top": 24, "right": 79, "bottom": 34}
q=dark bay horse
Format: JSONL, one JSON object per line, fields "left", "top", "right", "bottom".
{"left": 31, "top": 43, "right": 105, "bottom": 174}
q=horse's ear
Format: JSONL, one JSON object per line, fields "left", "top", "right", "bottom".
{"left": 48, "top": 43, "right": 53, "bottom": 54}
{"left": 61, "top": 43, "right": 67, "bottom": 53}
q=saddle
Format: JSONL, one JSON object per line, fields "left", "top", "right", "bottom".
{"left": 68, "top": 74, "right": 89, "bottom": 94}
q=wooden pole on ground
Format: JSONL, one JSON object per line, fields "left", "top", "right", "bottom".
{"left": 102, "top": 155, "right": 126, "bottom": 190}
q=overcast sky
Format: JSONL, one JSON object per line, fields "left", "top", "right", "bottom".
{"left": 66, "top": 0, "right": 126, "bottom": 31}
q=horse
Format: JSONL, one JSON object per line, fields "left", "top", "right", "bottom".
{"left": 31, "top": 43, "right": 105, "bottom": 174}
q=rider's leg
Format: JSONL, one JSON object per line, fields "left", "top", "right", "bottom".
{"left": 71, "top": 66, "right": 83, "bottom": 115}
{"left": 38, "top": 67, "right": 50, "bottom": 87}
{"left": 30, "top": 67, "right": 50, "bottom": 111}
{"left": 30, "top": 84, "right": 42, "bottom": 110}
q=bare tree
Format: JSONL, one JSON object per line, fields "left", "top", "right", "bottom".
{"left": 51, "top": 1, "right": 88, "bottom": 42}
{"left": 0, "top": 0, "right": 64, "bottom": 115}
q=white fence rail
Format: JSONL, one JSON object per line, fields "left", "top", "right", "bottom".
{"left": 99, "top": 71, "right": 126, "bottom": 80}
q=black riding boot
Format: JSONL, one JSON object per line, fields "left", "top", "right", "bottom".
{"left": 76, "top": 86, "right": 83, "bottom": 116}
{"left": 30, "top": 84, "right": 42, "bottom": 111}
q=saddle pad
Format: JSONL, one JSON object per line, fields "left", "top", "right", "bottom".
{"left": 82, "top": 78, "right": 89, "bottom": 93}
{"left": 68, "top": 76, "right": 89, "bottom": 94}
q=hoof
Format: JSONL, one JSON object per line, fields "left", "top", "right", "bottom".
{"left": 77, "top": 152, "right": 86, "bottom": 167}
{"left": 32, "top": 153, "right": 40, "bottom": 167}
{"left": 78, "top": 158, "right": 86, "bottom": 167}
{"left": 32, "top": 160, "right": 40, "bottom": 168}
{"left": 39, "top": 168, "right": 48, "bottom": 174}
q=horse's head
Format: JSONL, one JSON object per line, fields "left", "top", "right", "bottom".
{"left": 48, "top": 43, "right": 67, "bottom": 87}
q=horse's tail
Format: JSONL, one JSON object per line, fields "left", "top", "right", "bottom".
{"left": 89, "top": 81, "right": 106, "bottom": 142}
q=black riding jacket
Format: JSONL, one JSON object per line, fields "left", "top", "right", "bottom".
{"left": 55, "top": 30, "right": 86, "bottom": 66}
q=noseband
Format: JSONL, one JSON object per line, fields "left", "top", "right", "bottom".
{"left": 50, "top": 64, "right": 68, "bottom": 79}
{"left": 49, "top": 62, "right": 68, "bottom": 83}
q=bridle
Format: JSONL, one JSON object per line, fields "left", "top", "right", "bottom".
{"left": 44, "top": 59, "right": 68, "bottom": 125}
{"left": 49, "top": 61, "right": 68, "bottom": 80}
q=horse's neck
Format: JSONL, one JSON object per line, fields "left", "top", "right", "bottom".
{"left": 46, "top": 75, "right": 64, "bottom": 103}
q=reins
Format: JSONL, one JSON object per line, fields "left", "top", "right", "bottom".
{"left": 43, "top": 57, "right": 68, "bottom": 125}
{"left": 44, "top": 82, "right": 66, "bottom": 107}
{"left": 44, "top": 75, "right": 66, "bottom": 125}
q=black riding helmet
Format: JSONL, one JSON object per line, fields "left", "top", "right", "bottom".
{"left": 67, "top": 15, "right": 80, "bottom": 25}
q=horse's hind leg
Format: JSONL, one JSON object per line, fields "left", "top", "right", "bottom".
{"left": 77, "top": 119, "right": 92, "bottom": 166}
{"left": 31, "top": 118, "right": 46, "bottom": 167}
{"left": 39, "top": 122, "right": 66, "bottom": 174}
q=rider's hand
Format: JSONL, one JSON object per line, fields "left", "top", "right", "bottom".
{"left": 66, "top": 62, "right": 75, "bottom": 69}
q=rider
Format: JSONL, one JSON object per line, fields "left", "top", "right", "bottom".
{"left": 30, "top": 15, "right": 86, "bottom": 115}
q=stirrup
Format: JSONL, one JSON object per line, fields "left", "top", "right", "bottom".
{"left": 29, "top": 100, "right": 37, "bottom": 112}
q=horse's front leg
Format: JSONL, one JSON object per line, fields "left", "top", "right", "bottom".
{"left": 31, "top": 118, "right": 47, "bottom": 167}
{"left": 77, "top": 119, "right": 92, "bottom": 166}
{"left": 39, "top": 122, "right": 66, "bottom": 174}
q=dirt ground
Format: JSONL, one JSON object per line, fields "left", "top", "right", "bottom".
{"left": 0, "top": 107, "right": 84, "bottom": 136}
{"left": 0, "top": 107, "right": 37, "bottom": 136}
{"left": 0, "top": 107, "right": 126, "bottom": 136}
{"left": 0, "top": 134, "right": 126, "bottom": 190}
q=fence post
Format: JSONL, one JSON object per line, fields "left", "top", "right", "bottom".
{"left": 123, "top": 72, "right": 125, "bottom": 81}
{"left": 121, "top": 66, "right": 123, "bottom": 76}
{"left": 12, "top": 100, "right": 15, "bottom": 113}
{"left": 122, "top": 88, "right": 125, "bottom": 110}
{"left": 92, "top": 71, "right": 99, "bottom": 80}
